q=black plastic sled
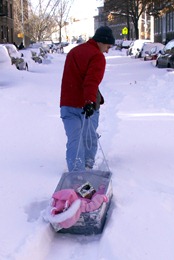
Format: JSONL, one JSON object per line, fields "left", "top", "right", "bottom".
{"left": 50, "top": 170, "right": 113, "bottom": 235}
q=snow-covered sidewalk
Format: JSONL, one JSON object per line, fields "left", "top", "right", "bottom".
{"left": 1, "top": 50, "right": 174, "bottom": 260}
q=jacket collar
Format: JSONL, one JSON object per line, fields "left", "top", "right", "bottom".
{"left": 87, "top": 39, "right": 100, "bottom": 50}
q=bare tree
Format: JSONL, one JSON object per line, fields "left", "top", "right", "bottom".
{"left": 27, "top": 0, "right": 74, "bottom": 42}
{"left": 147, "top": 0, "right": 174, "bottom": 16}
{"left": 13, "top": 0, "right": 29, "bottom": 38}
{"left": 53, "top": 0, "right": 74, "bottom": 43}
{"left": 26, "top": 0, "right": 61, "bottom": 42}
{"left": 104, "top": 0, "right": 174, "bottom": 39}
{"left": 104, "top": 0, "right": 151, "bottom": 39}
{"left": 13, "top": 0, "right": 73, "bottom": 43}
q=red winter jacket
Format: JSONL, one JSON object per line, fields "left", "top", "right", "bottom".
{"left": 60, "top": 39, "right": 106, "bottom": 108}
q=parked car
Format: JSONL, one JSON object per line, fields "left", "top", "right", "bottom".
{"left": 53, "top": 42, "right": 69, "bottom": 53}
{"left": 127, "top": 39, "right": 152, "bottom": 57}
{"left": 1, "top": 43, "right": 28, "bottom": 70}
{"left": 30, "top": 49, "right": 43, "bottom": 64}
{"left": 156, "top": 39, "right": 174, "bottom": 68}
{"left": 0, "top": 45, "right": 11, "bottom": 67}
{"left": 115, "top": 39, "right": 123, "bottom": 50}
{"left": 143, "top": 43, "right": 165, "bottom": 60}
{"left": 121, "top": 40, "right": 133, "bottom": 49}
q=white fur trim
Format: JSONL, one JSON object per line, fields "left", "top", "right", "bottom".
{"left": 45, "top": 199, "right": 81, "bottom": 224}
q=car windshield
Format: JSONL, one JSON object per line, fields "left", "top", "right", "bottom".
{"left": 5, "top": 45, "right": 19, "bottom": 57}
{"left": 0, "top": 46, "right": 11, "bottom": 64}
{"left": 150, "top": 46, "right": 157, "bottom": 54}
{"left": 6, "top": 45, "right": 18, "bottom": 55}
{"left": 164, "top": 40, "right": 174, "bottom": 53}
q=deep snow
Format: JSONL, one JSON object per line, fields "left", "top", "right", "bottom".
{"left": 1, "top": 47, "right": 174, "bottom": 260}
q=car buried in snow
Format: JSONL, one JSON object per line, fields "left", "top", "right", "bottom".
{"left": 0, "top": 43, "right": 29, "bottom": 70}
{"left": 156, "top": 39, "right": 174, "bottom": 68}
{"left": 0, "top": 45, "right": 11, "bottom": 67}
{"left": 127, "top": 39, "right": 152, "bottom": 58}
{"left": 143, "top": 43, "right": 165, "bottom": 61}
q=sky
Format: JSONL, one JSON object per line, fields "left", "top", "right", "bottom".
{"left": 70, "top": 0, "right": 98, "bottom": 18}
{"left": 30, "top": 0, "right": 99, "bottom": 40}
{"left": 31, "top": 0, "right": 100, "bottom": 18}
{"left": 1, "top": 45, "right": 174, "bottom": 260}
{"left": 71, "top": 0, "right": 102, "bottom": 18}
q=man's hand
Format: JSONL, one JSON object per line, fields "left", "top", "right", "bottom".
{"left": 82, "top": 102, "right": 96, "bottom": 118}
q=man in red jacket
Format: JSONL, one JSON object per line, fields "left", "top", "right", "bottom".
{"left": 60, "top": 26, "right": 115, "bottom": 172}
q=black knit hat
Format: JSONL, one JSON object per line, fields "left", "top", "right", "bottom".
{"left": 92, "top": 26, "right": 115, "bottom": 45}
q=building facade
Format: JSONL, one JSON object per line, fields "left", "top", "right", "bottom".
{"left": 94, "top": 6, "right": 138, "bottom": 42}
{"left": 94, "top": 6, "right": 174, "bottom": 44}
{"left": 154, "top": 11, "right": 174, "bottom": 44}
{"left": 0, "top": 0, "right": 14, "bottom": 43}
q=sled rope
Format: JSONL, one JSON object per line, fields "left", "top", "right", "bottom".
{"left": 85, "top": 118, "right": 93, "bottom": 150}
{"left": 73, "top": 112, "right": 110, "bottom": 172}
{"left": 90, "top": 118, "right": 111, "bottom": 172}
{"left": 73, "top": 114, "right": 86, "bottom": 171}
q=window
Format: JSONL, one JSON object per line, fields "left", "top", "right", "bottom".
{"left": 155, "top": 17, "right": 162, "bottom": 34}
{"left": 166, "top": 13, "right": 170, "bottom": 32}
{"left": 1, "top": 26, "right": 4, "bottom": 40}
{"left": 10, "top": 3, "right": 12, "bottom": 18}
{"left": 164, "top": 40, "right": 174, "bottom": 53}
{"left": 170, "top": 12, "right": 174, "bottom": 31}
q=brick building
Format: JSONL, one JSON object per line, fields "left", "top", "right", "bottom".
{"left": 0, "top": 0, "right": 14, "bottom": 43}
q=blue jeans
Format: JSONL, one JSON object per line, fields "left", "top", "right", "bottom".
{"left": 60, "top": 106, "right": 99, "bottom": 171}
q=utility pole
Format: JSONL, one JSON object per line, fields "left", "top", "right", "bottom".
{"left": 20, "top": 0, "right": 25, "bottom": 46}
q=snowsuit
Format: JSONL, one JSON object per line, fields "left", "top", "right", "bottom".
{"left": 60, "top": 39, "right": 106, "bottom": 171}
{"left": 47, "top": 187, "right": 108, "bottom": 229}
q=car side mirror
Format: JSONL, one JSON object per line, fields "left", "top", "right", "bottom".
{"left": 159, "top": 49, "right": 165, "bottom": 55}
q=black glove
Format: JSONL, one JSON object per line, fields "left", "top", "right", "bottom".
{"left": 82, "top": 102, "right": 96, "bottom": 118}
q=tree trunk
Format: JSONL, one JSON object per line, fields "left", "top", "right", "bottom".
{"left": 126, "top": 14, "right": 130, "bottom": 40}
{"left": 134, "top": 22, "right": 139, "bottom": 39}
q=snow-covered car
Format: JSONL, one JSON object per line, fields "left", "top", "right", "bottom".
{"left": 156, "top": 39, "right": 174, "bottom": 68}
{"left": 127, "top": 39, "right": 152, "bottom": 57}
{"left": 143, "top": 43, "right": 165, "bottom": 61}
{"left": 115, "top": 39, "right": 123, "bottom": 50}
{"left": 1, "top": 43, "right": 28, "bottom": 70}
{"left": 29, "top": 42, "right": 51, "bottom": 53}
{"left": 121, "top": 40, "right": 133, "bottom": 49}
{"left": 52, "top": 42, "right": 69, "bottom": 53}
{"left": 0, "top": 45, "right": 11, "bottom": 67}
